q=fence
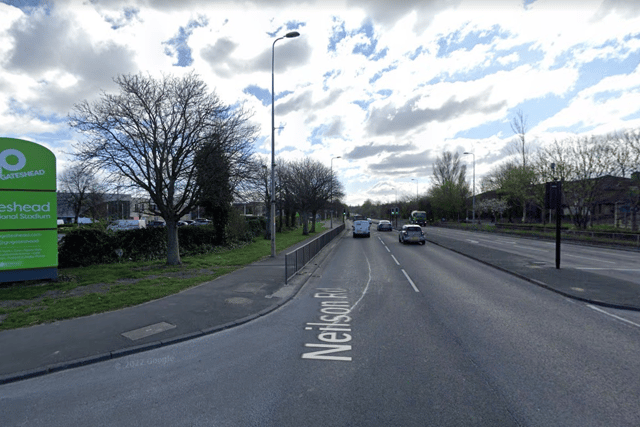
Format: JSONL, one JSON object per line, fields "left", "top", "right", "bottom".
{"left": 285, "top": 223, "right": 345, "bottom": 283}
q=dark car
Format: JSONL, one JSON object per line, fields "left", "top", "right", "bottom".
{"left": 399, "top": 224, "right": 426, "bottom": 245}
{"left": 377, "top": 220, "right": 393, "bottom": 231}
{"left": 147, "top": 220, "right": 165, "bottom": 228}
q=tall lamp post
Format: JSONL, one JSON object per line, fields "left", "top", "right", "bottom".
{"left": 271, "top": 31, "right": 300, "bottom": 257}
{"left": 463, "top": 152, "right": 475, "bottom": 224}
{"left": 411, "top": 178, "right": 418, "bottom": 202}
{"left": 331, "top": 156, "right": 341, "bottom": 228}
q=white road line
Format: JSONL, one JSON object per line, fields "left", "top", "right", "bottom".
{"left": 350, "top": 255, "right": 373, "bottom": 311}
{"left": 577, "top": 268, "right": 640, "bottom": 271}
{"left": 564, "top": 253, "right": 616, "bottom": 264}
{"left": 391, "top": 255, "right": 400, "bottom": 265}
{"left": 401, "top": 269, "right": 420, "bottom": 293}
{"left": 587, "top": 305, "right": 640, "bottom": 328}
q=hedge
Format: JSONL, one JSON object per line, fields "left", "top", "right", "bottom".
{"left": 58, "top": 216, "right": 267, "bottom": 268}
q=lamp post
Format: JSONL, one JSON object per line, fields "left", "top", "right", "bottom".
{"left": 331, "top": 156, "right": 341, "bottom": 228}
{"left": 271, "top": 31, "right": 300, "bottom": 257}
{"left": 411, "top": 178, "right": 418, "bottom": 202}
{"left": 463, "top": 152, "right": 475, "bottom": 224}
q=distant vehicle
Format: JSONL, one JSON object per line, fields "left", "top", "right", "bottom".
{"left": 399, "top": 224, "right": 426, "bottom": 245}
{"left": 352, "top": 214, "right": 365, "bottom": 221}
{"left": 410, "top": 210, "right": 427, "bottom": 226}
{"left": 352, "top": 219, "right": 371, "bottom": 238}
{"left": 367, "top": 218, "right": 372, "bottom": 225}
{"left": 107, "top": 219, "right": 146, "bottom": 231}
{"left": 377, "top": 220, "right": 392, "bottom": 231}
{"left": 193, "top": 218, "right": 211, "bottom": 226}
{"left": 147, "top": 220, "right": 165, "bottom": 228}
{"left": 177, "top": 221, "right": 189, "bottom": 227}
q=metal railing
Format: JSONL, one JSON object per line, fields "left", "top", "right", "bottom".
{"left": 285, "top": 223, "right": 345, "bottom": 283}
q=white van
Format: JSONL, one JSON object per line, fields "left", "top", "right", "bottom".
{"left": 352, "top": 219, "right": 370, "bottom": 238}
{"left": 107, "top": 219, "right": 146, "bottom": 231}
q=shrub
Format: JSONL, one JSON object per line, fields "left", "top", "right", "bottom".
{"left": 58, "top": 228, "right": 118, "bottom": 268}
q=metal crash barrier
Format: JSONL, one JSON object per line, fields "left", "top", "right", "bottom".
{"left": 285, "top": 223, "right": 345, "bottom": 283}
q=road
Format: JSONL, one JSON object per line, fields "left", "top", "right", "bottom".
{"left": 2, "top": 227, "right": 640, "bottom": 426}
{"left": 426, "top": 226, "right": 640, "bottom": 284}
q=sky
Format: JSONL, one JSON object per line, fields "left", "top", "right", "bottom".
{"left": 1, "top": 0, "right": 640, "bottom": 206}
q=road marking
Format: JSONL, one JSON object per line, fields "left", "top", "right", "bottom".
{"left": 391, "top": 255, "right": 400, "bottom": 265}
{"left": 564, "top": 253, "right": 616, "bottom": 264}
{"left": 587, "top": 305, "right": 640, "bottom": 329}
{"left": 466, "top": 239, "right": 479, "bottom": 244}
{"left": 401, "top": 269, "right": 420, "bottom": 292}
{"left": 122, "top": 322, "right": 176, "bottom": 341}
{"left": 302, "top": 256, "right": 373, "bottom": 362}
{"left": 577, "top": 268, "right": 640, "bottom": 271}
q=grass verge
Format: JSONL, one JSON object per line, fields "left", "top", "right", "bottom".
{"left": 0, "top": 224, "right": 326, "bottom": 331}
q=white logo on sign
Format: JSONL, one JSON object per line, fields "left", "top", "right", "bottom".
{"left": 0, "top": 149, "right": 26, "bottom": 177}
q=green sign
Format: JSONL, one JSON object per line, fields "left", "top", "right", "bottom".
{"left": 0, "top": 137, "right": 57, "bottom": 281}
{"left": 0, "top": 230, "right": 58, "bottom": 271}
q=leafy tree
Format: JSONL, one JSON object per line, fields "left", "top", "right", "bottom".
{"left": 476, "top": 198, "right": 508, "bottom": 222}
{"left": 195, "top": 143, "right": 232, "bottom": 244}
{"left": 69, "top": 72, "right": 254, "bottom": 265}
{"left": 429, "top": 151, "right": 469, "bottom": 220}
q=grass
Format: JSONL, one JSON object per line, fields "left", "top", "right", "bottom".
{"left": 0, "top": 224, "right": 326, "bottom": 331}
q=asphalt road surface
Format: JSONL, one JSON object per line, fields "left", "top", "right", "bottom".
{"left": 2, "top": 228, "right": 640, "bottom": 426}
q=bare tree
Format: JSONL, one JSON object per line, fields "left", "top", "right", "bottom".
{"left": 510, "top": 109, "right": 530, "bottom": 169}
{"left": 508, "top": 109, "right": 535, "bottom": 221}
{"left": 69, "top": 72, "right": 252, "bottom": 265}
{"left": 279, "top": 158, "right": 344, "bottom": 235}
{"left": 537, "top": 135, "right": 614, "bottom": 229}
{"left": 57, "top": 163, "right": 106, "bottom": 224}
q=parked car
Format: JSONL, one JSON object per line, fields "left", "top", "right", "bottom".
{"left": 352, "top": 219, "right": 371, "bottom": 238}
{"left": 147, "top": 220, "right": 165, "bottom": 228}
{"left": 107, "top": 219, "right": 146, "bottom": 231}
{"left": 193, "top": 218, "right": 211, "bottom": 226}
{"left": 399, "top": 224, "right": 426, "bottom": 245}
{"left": 377, "top": 220, "right": 393, "bottom": 231}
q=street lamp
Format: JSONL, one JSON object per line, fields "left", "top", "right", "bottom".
{"left": 271, "top": 30, "right": 300, "bottom": 257}
{"left": 463, "top": 152, "right": 475, "bottom": 224}
{"left": 331, "top": 156, "right": 341, "bottom": 228}
{"left": 411, "top": 178, "right": 418, "bottom": 202}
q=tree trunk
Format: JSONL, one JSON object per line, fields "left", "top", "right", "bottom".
{"left": 310, "top": 210, "right": 317, "bottom": 233}
{"left": 302, "top": 211, "right": 309, "bottom": 235}
{"left": 166, "top": 220, "right": 182, "bottom": 265}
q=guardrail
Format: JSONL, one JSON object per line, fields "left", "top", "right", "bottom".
{"left": 285, "top": 223, "right": 345, "bottom": 283}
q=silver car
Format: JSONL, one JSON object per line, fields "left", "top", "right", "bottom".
{"left": 377, "top": 220, "right": 393, "bottom": 231}
{"left": 399, "top": 224, "right": 426, "bottom": 245}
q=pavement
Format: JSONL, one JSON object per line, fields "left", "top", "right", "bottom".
{"left": 1, "top": 223, "right": 639, "bottom": 385}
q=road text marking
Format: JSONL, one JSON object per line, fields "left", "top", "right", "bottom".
{"left": 122, "top": 322, "right": 176, "bottom": 341}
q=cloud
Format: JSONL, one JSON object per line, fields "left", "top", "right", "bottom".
{"left": 345, "top": 141, "right": 416, "bottom": 160}
{"left": 366, "top": 90, "right": 506, "bottom": 137}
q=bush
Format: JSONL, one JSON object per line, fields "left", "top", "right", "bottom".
{"left": 58, "top": 228, "right": 119, "bottom": 268}
{"left": 58, "top": 214, "right": 268, "bottom": 268}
